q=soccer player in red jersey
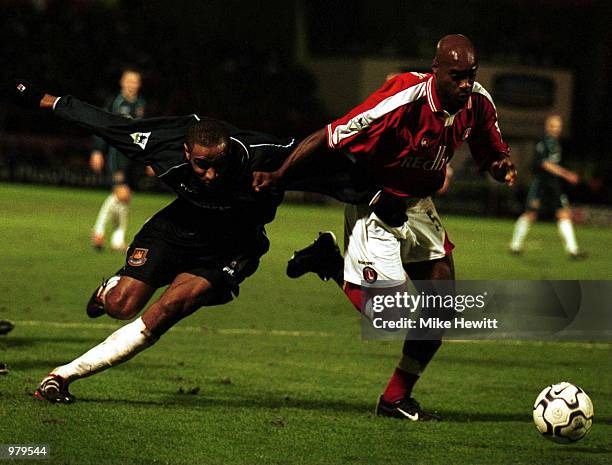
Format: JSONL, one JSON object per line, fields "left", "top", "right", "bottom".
{"left": 253, "top": 34, "right": 517, "bottom": 421}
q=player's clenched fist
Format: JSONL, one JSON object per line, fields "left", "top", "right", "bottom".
{"left": 489, "top": 157, "right": 517, "bottom": 186}
{"left": 252, "top": 170, "right": 282, "bottom": 192}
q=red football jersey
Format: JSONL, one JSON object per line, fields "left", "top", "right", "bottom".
{"left": 326, "top": 72, "right": 509, "bottom": 197}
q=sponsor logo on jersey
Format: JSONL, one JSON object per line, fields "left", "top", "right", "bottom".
{"left": 399, "top": 152, "right": 448, "bottom": 170}
{"left": 363, "top": 266, "right": 378, "bottom": 284}
{"left": 128, "top": 248, "right": 149, "bottom": 267}
{"left": 130, "top": 132, "right": 151, "bottom": 150}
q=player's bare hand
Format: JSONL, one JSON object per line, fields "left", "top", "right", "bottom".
{"left": 252, "top": 170, "right": 282, "bottom": 192}
{"left": 89, "top": 151, "right": 105, "bottom": 173}
{"left": 566, "top": 172, "right": 580, "bottom": 185}
{"left": 145, "top": 166, "right": 155, "bottom": 177}
{"left": 490, "top": 158, "right": 517, "bottom": 186}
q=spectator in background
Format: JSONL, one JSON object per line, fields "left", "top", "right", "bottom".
{"left": 90, "top": 68, "right": 146, "bottom": 251}
{"left": 510, "top": 114, "right": 584, "bottom": 258}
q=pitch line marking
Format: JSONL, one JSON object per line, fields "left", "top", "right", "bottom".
{"left": 11, "top": 320, "right": 612, "bottom": 348}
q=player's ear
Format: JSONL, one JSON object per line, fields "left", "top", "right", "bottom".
{"left": 183, "top": 143, "right": 191, "bottom": 160}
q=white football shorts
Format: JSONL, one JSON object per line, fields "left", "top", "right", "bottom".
{"left": 343, "top": 196, "right": 452, "bottom": 287}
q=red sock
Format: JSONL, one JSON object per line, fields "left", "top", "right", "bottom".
{"left": 382, "top": 368, "right": 419, "bottom": 403}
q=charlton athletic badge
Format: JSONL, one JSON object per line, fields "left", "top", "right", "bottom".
{"left": 128, "top": 248, "right": 149, "bottom": 267}
{"left": 363, "top": 266, "right": 378, "bottom": 284}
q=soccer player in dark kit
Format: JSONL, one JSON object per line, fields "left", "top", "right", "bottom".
{"left": 8, "top": 80, "right": 307, "bottom": 403}
{"left": 9, "top": 78, "right": 374, "bottom": 404}
{"left": 253, "top": 35, "right": 517, "bottom": 421}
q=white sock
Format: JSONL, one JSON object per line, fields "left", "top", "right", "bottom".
{"left": 510, "top": 215, "right": 531, "bottom": 251}
{"left": 110, "top": 202, "right": 129, "bottom": 249}
{"left": 93, "top": 194, "right": 119, "bottom": 237}
{"left": 52, "top": 317, "right": 157, "bottom": 382}
{"left": 558, "top": 218, "right": 579, "bottom": 254}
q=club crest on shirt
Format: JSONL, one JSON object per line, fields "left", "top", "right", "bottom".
{"left": 420, "top": 137, "right": 431, "bottom": 149}
{"left": 128, "top": 248, "right": 149, "bottom": 267}
{"left": 130, "top": 131, "right": 151, "bottom": 150}
{"left": 363, "top": 266, "right": 378, "bottom": 284}
{"left": 462, "top": 127, "right": 472, "bottom": 140}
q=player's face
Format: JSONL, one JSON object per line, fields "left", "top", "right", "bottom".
{"left": 185, "top": 143, "right": 230, "bottom": 189}
{"left": 545, "top": 115, "right": 562, "bottom": 138}
{"left": 120, "top": 72, "right": 142, "bottom": 100}
{"left": 434, "top": 58, "right": 477, "bottom": 113}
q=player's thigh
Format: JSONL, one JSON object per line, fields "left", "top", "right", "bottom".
{"left": 344, "top": 203, "right": 406, "bottom": 286}
{"left": 525, "top": 179, "right": 543, "bottom": 212}
{"left": 404, "top": 254, "right": 455, "bottom": 281}
{"left": 120, "top": 233, "right": 181, "bottom": 290}
{"left": 400, "top": 198, "right": 452, "bottom": 265}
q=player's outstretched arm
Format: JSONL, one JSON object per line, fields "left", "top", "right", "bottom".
{"left": 542, "top": 161, "right": 579, "bottom": 185}
{"left": 252, "top": 127, "right": 327, "bottom": 192}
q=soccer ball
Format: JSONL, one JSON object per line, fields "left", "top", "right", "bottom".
{"left": 533, "top": 382, "right": 594, "bottom": 443}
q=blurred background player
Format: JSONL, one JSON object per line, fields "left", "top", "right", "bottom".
{"left": 90, "top": 67, "right": 146, "bottom": 251}
{"left": 510, "top": 114, "right": 584, "bottom": 258}
{"left": 0, "top": 319, "right": 15, "bottom": 375}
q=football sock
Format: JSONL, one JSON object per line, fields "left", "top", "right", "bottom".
{"left": 93, "top": 193, "right": 119, "bottom": 238}
{"left": 382, "top": 339, "right": 443, "bottom": 402}
{"left": 510, "top": 214, "right": 531, "bottom": 251}
{"left": 557, "top": 219, "right": 579, "bottom": 254}
{"left": 52, "top": 317, "right": 157, "bottom": 382}
{"left": 382, "top": 368, "right": 420, "bottom": 403}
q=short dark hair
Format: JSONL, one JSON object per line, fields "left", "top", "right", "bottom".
{"left": 185, "top": 118, "right": 230, "bottom": 152}
{"left": 121, "top": 66, "right": 142, "bottom": 76}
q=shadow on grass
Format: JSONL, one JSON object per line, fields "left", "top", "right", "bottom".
{"left": 70, "top": 393, "right": 612, "bottom": 426}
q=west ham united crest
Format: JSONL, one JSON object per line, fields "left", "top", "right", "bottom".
{"left": 363, "top": 266, "right": 378, "bottom": 284}
{"left": 128, "top": 248, "right": 149, "bottom": 267}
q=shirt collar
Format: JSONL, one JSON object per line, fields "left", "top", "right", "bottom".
{"left": 426, "top": 75, "right": 472, "bottom": 114}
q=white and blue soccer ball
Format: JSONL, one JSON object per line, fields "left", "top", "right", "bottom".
{"left": 533, "top": 382, "right": 594, "bottom": 443}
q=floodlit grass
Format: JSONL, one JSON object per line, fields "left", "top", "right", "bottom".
{"left": 0, "top": 184, "right": 610, "bottom": 465}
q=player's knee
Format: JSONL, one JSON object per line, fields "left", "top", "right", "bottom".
{"left": 105, "top": 288, "right": 140, "bottom": 320}
{"left": 429, "top": 257, "right": 454, "bottom": 280}
{"left": 524, "top": 211, "right": 537, "bottom": 222}
{"left": 557, "top": 209, "right": 571, "bottom": 220}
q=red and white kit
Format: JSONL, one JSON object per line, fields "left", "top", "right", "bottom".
{"left": 327, "top": 72, "right": 509, "bottom": 286}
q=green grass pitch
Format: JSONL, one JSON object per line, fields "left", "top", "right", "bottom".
{"left": 0, "top": 184, "right": 610, "bottom": 465}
